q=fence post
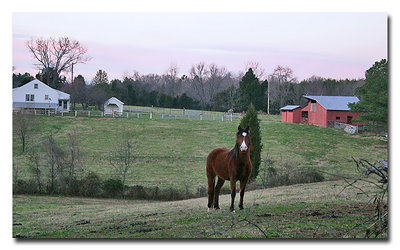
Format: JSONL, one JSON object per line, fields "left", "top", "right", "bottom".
{"left": 162, "top": 114, "right": 164, "bottom": 119}
{"left": 61, "top": 111, "right": 64, "bottom": 117}
{"left": 34, "top": 110, "right": 37, "bottom": 116}
{"left": 137, "top": 113, "right": 139, "bottom": 119}
{"left": 88, "top": 111, "right": 91, "bottom": 117}
{"left": 126, "top": 112, "right": 129, "bottom": 118}
{"left": 200, "top": 114, "right": 203, "bottom": 121}
{"left": 230, "top": 113, "right": 233, "bottom": 122}
{"left": 150, "top": 112, "right": 153, "bottom": 119}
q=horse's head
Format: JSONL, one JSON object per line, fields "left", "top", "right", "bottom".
{"left": 236, "top": 125, "right": 250, "bottom": 152}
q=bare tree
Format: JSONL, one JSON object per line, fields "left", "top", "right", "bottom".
{"left": 28, "top": 146, "right": 43, "bottom": 193}
{"left": 208, "top": 63, "right": 228, "bottom": 102}
{"left": 268, "top": 65, "right": 298, "bottom": 112}
{"left": 109, "top": 137, "right": 136, "bottom": 195}
{"left": 244, "top": 61, "right": 266, "bottom": 80}
{"left": 13, "top": 112, "right": 36, "bottom": 153}
{"left": 163, "top": 63, "right": 181, "bottom": 97}
{"left": 26, "top": 37, "right": 91, "bottom": 87}
{"left": 189, "top": 62, "right": 209, "bottom": 109}
{"left": 43, "top": 135, "right": 65, "bottom": 194}
{"left": 65, "top": 131, "right": 83, "bottom": 193}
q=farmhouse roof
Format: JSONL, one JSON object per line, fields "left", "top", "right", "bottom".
{"left": 280, "top": 105, "right": 301, "bottom": 111}
{"left": 303, "top": 95, "right": 359, "bottom": 111}
{"left": 13, "top": 79, "right": 70, "bottom": 100}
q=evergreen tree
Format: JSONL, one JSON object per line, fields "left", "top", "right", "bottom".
{"left": 349, "top": 59, "right": 388, "bottom": 131}
{"left": 238, "top": 68, "right": 268, "bottom": 112}
{"left": 240, "top": 103, "right": 262, "bottom": 182}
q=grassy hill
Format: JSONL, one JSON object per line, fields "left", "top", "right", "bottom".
{"left": 13, "top": 114, "right": 387, "bottom": 195}
{"left": 12, "top": 113, "right": 388, "bottom": 238}
{"left": 13, "top": 179, "right": 380, "bottom": 238}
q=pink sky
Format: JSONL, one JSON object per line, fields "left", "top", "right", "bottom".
{"left": 12, "top": 12, "right": 387, "bottom": 82}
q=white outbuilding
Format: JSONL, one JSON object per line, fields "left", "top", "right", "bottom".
{"left": 13, "top": 79, "right": 70, "bottom": 112}
{"left": 104, "top": 97, "right": 124, "bottom": 115}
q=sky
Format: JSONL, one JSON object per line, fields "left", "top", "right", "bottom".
{"left": 12, "top": 12, "right": 387, "bottom": 82}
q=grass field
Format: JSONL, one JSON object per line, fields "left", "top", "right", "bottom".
{"left": 13, "top": 180, "right": 381, "bottom": 238}
{"left": 12, "top": 112, "right": 388, "bottom": 238}
{"left": 13, "top": 113, "right": 387, "bottom": 193}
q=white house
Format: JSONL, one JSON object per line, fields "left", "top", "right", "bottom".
{"left": 104, "top": 97, "right": 124, "bottom": 115}
{"left": 13, "top": 79, "right": 70, "bottom": 112}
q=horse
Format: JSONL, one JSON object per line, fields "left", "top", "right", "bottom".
{"left": 206, "top": 125, "right": 252, "bottom": 213}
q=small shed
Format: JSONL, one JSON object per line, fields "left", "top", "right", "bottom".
{"left": 104, "top": 97, "right": 124, "bottom": 115}
{"left": 280, "top": 105, "right": 302, "bottom": 123}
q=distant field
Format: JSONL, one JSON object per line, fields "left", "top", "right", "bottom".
{"left": 13, "top": 180, "right": 382, "bottom": 238}
{"left": 13, "top": 113, "right": 387, "bottom": 194}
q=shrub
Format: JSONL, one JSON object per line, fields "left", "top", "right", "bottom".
{"left": 13, "top": 179, "right": 37, "bottom": 194}
{"left": 240, "top": 103, "right": 262, "bottom": 182}
{"left": 261, "top": 157, "right": 324, "bottom": 187}
{"left": 81, "top": 172, "right": 102, "bottom": 197}
{"left": 102, "top": 178, "right": 123, "bottom": 197}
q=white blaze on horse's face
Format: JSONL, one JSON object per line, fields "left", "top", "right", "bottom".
{"left": 240, "top": 132, "right": 248, "bottom": 152}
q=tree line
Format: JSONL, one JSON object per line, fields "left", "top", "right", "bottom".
{"left": 13, "top": 64, "right": 365, "bottom": 114}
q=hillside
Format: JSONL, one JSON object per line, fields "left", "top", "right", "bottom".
{"left": 13, "top": 179, "right": 380, "bottom": 238}
{"left": 13, "top": 114, "right": 387, "bottom": 195}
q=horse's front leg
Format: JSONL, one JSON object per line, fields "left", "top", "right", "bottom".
{"left": 239, "top": 179, "right": 248, "bottom": 210}
{"left": 229, "top": 179, "right": 236, "bottom": 213}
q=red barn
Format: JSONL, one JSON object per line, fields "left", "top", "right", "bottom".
{"left": 300, "top": 96, "right": 362, "bottom": 127}
{"left": 280, "top": 105, "right": 302, "bottom": 123}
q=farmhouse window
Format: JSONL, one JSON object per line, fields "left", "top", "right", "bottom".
{"left": 45, "top": 95, "right": 49, "bottom": 100}
{"left": 302, "top": 111, "right": 308, "bottom": 118}
{"left": 336, "top": 117, "right": 340, "bottom": 120}
{"left": 59, "top": 100, "right": 62, "bottom": 107}
{"left": 34, "top": 83, "right": 38, "bottom": 89}
{"left": 25, "top": 94, "right": 34, "bottom": 101}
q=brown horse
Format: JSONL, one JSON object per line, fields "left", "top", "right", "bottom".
{"left": 206, "top": 125, "right": 252, "bottom": 212}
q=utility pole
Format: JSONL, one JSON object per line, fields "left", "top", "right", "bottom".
{"left": 71, "top": 63, "right": 74, "bottom": 84}
{"left": 267, "top": 81, "right": 270, "bottom": 115}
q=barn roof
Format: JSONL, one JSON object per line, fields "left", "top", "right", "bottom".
{"left": 303, "top": 95, "right": 359, "bottom": 111}
{"left": 280, "top": 105, "right": 301, "bottom": 111}
{"left": 104, "top": 97, "right": 124, "bottom": 106}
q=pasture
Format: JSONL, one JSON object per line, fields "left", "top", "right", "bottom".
{"left": 12, "top": 112, "right": 388, "bottom": 238}
{"left": 13, "top": 114, "right": 387, "bottom": 193}
{"left": 13, "top": 180, "right": 379, "bottom": 238}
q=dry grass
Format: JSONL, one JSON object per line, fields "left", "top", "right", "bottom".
{"left": 13, "top": 179, "right": 383, "bottom": 239}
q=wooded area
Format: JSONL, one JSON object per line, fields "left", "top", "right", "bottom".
{"left": 13, "top": 65, "right": 365, "bottom": 114}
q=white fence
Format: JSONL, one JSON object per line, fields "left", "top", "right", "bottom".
{"left": 16, "top": 108, "right": 235, "bottom": 122}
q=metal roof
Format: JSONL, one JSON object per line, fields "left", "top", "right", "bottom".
{"left": 303, "top": 95, "right": 359, "bottom": 111}
{"left": 280, "top": 105, "right": 301, "bottom": 111}
{"left": 104, "top": 97, "right": 124, "bottom": 106}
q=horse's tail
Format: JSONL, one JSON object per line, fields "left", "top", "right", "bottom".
{"left": 206, "top": 151, "right": 215, "bottom": 177}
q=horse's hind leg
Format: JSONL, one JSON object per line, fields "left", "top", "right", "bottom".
{"left": 214, "top": 177, "right": 225, "bottom": 210}
{"left": 207, "top": 173, "right": 216, "bottom": 211}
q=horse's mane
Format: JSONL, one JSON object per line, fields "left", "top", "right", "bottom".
{"left": 228, "top": 142, "right": 239, "bottom": 160}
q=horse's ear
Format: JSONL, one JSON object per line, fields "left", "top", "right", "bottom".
{"left": 238, "top": 125, "right": 242, "bottom": 131}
